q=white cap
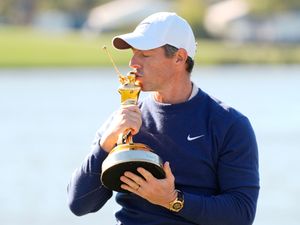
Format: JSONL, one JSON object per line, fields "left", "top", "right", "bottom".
{"left": 112, "top": 12, "right": 197, "bottom": 59}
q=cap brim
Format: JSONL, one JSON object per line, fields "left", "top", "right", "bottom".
{"left": 112, "top": 32, "right": 164, "bottom": 51}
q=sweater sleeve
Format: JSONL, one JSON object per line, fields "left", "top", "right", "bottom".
{"left": 67, "top": 116, "right": 116, "bottom": 216}
{"left": 177, "top": 116, "right": 260, "bottom": 225}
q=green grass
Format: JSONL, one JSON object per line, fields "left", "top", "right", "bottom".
{"left": 0, "top": 27, "right": 128, "bottom": 67}
{"left": 196, "top": 41, "right": 300, "bottom": 64}
{"left": 0, "top": 27, "right": 300, "bottom": 67}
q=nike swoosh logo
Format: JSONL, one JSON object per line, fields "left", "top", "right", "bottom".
{"left": 187, "top": 134, "right": 205, "bottom": 141}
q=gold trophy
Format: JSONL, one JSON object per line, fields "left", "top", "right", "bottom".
{"left": 101, "top": 47, "right": 165, "bottom": 192}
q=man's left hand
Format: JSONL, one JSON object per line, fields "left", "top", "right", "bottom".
{"left": 120, "top": 161, "right": 177, "bottom": 209}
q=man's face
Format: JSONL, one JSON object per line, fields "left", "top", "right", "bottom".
{"left": 129, "top": 47, "right": 176, "bottom": 92}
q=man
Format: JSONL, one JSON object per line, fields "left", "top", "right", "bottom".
{"left": 67, "top": 12, "right": 259, "bottom": 225}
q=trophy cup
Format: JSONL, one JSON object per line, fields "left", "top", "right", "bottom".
{"left": 100, "top": 47, "right": 165, "bottom": 192}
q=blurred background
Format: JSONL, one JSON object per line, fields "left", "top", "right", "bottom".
{"left": 0, "top": 0, "right": 299, "bottom": 225}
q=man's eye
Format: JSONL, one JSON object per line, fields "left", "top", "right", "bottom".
{"left": 142, "top": 53, "right": 150, "bottom": 57}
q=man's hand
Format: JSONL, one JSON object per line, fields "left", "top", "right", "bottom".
{"left": 100, "top": 105, "right": 142, "bottom": 152}
{"left": 120, "top": 161, "right": 177, "bottom": 209}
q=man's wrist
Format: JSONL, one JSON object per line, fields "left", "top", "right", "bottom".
{"left": 168, "top": 189, "right": 184, "bottom": 212}
{"left": 99, "top": 136, "right": 116, "bottom": 153}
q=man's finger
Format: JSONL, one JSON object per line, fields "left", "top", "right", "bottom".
{"left": 163, "top": 161, "right": 174, "bottom": 181}
{"left": 137, "top": 167, "right": 154, "bottom": 181}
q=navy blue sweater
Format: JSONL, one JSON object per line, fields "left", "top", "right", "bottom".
{"left": 67, "top": 88, "right": 260, "bottom": 225}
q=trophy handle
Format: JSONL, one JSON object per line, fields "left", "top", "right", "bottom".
{"left": 117, "top": 129, "right": 134, "bottom": 145}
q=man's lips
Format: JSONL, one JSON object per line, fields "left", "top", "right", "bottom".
{"left": 129, "top": 69, "right": 143, "bottom": 83}
{"left": 135, "top": 73, "right": 142, "bottom": 78}
{"left": 131, "top": 70, "right": 143, "bottom": 78}
{"left": 134, "top": 72, "right": 143, "bottom": 87}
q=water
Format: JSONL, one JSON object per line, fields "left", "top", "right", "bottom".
{"left": 0, "top": 66, "right": 299, "bottom": 225}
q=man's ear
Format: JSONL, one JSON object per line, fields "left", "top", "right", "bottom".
{"left": 175, "top": 48, "right": 188, "bottom": 65}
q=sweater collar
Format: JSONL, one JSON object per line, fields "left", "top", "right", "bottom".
{"left": 151, "top": 82, "right": 199, "bottom": 105}
{"left": 145, "top": 84, "right": 205, "bottom": 113}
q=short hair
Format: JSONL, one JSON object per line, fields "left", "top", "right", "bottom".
{"left": 162, "top": 44, "right": 194, "bottom": 73}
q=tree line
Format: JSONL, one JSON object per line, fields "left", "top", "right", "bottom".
{"left": 1, "top": 0, "right": 299, "bottom": 37}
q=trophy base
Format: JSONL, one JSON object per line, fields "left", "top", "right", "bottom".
{"left": 101, "top": 144, "right": 165, "bottom": 193}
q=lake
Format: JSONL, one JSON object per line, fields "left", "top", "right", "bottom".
{"left": 0, "top": 66, "right": 299, "bottom": 225}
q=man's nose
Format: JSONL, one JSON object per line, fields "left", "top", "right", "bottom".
{"left": 129, "top": 54, "right": 140, "bottom": 69}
